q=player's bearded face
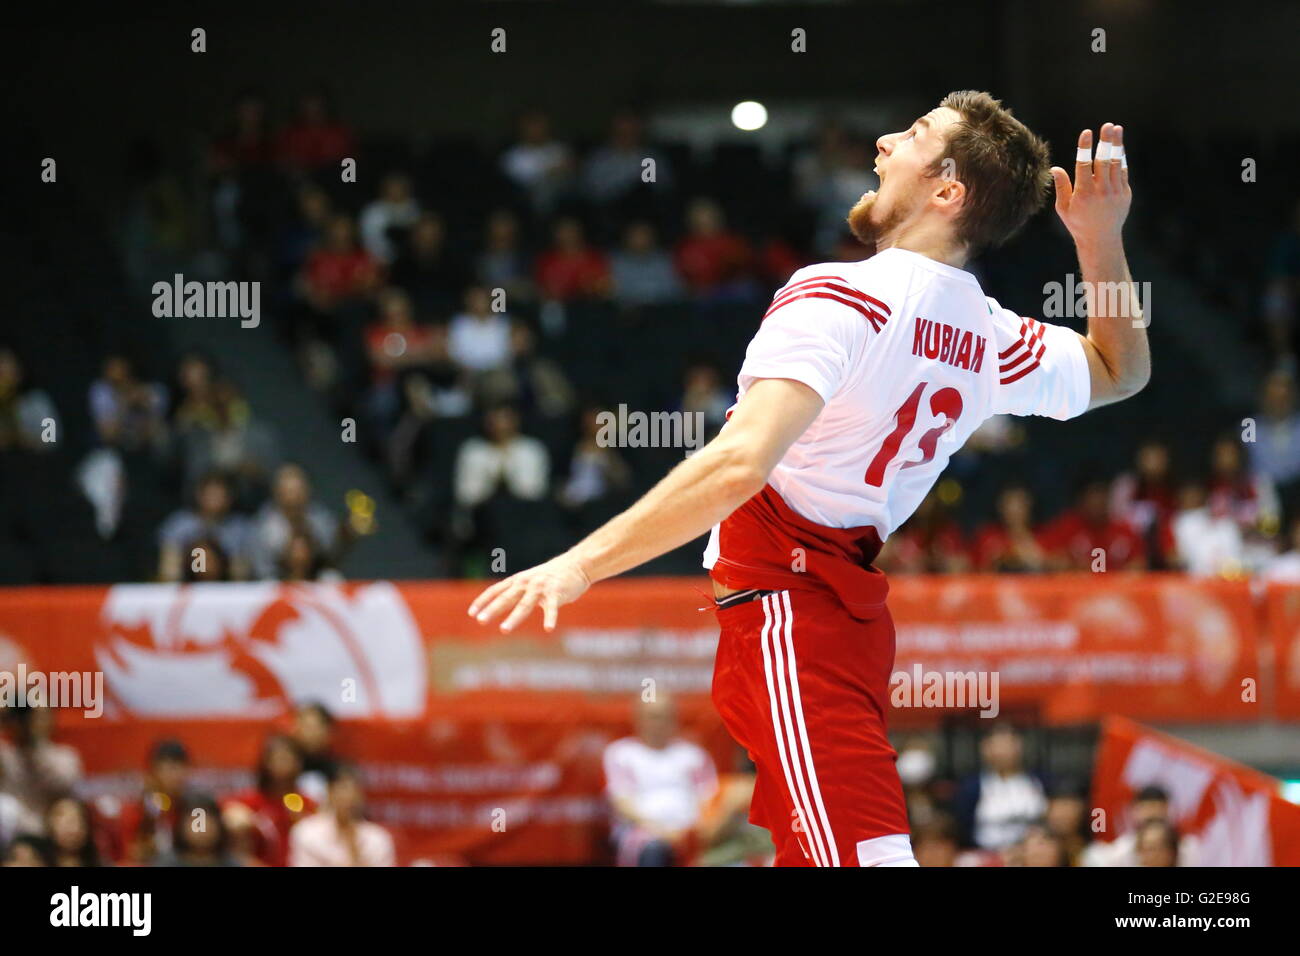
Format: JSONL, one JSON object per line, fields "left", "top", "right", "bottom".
{"left": 846, "top": 190, "right": 909, "bottom": 253}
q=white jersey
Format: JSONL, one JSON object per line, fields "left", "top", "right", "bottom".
{"left": 704, "top": 248, "right": 1091, "bottom": 565}
{"left": 602, "top": 737, "right": 718, "bottom": 831}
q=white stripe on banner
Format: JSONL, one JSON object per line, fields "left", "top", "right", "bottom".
{"left": 779, "top": 590, "right": 840, "bottom": 866}
{"left": 762, "top": 593, "right": 830, "bottom": 867}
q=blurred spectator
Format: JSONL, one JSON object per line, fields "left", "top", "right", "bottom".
{"left": 173, "top": 374, "right": 279, "bottom": 504}
{"left": 534, "top": 218, "right": 611, "bottom": 302}
{"left": 1014, "top": 822, "right": 1069, "bottom": 867}
{"left": 359, "top": 172, "right": 421, "bottom": 265}
{"left": 222, "top": 734, "right": 315, "bottom": 867}
{"left": 278, "top": 527, "right": 340, "bottom": 583}
{"left": 117, "top": 739, "right": 193, "bottom": 864}
{"left": 157, "top": 471, "right": 252, "bottom": 581}
{"left": 476, "top": 320, "right": 576, "bottom": 418}
{"left": 248, "top": 464, "right": 341, "bottom": 580}
{"left": 1171, "top": 480, "right": 1246, "bottom": 576}
{"left": 609, "top": 221, "right": 683, "bottom": 306}
{"left": 1134, "top": 819, "right": 1180, "bottom": 868}
{"left": 364, "top": 287, "right": 441, "bottom": 427}
{"left": 0, "top": 347, "right": 58, "bottom": 452}
{"left": 679, "top": 362, "right": 731, "bottom": 437}
{"left": 558, "top": 406, "right": 633, "bottom": 523}
{"left": 276, "top": 184, "right": 334, "bottom": 279}
{"left": 1208, "top": 432, "right": 1278, "bottom": 532}
{"left": 300, "top": 213, "right": 382, "bottom": 311}
{"left": 954, "top": 725, "right": 1047, "bottom": 851}
{"left": 1247, "top": 370, "right": 1300, "bottom": 492}
{"left": 288, "top": 763, "right": 395, "bottom": 867}
{"left": 89, "top": 353, "right": 167, "bottom": 451}
{"left": 793, "top": 121, "right": 877, "bottom": 255}
{"left": 154, "top": 793, "right": 240, "bottom": 867}
{"left": 1110, "top": 439, "right": 1178, "bottom": 568}
{"left": 477, "top": 209, "right": 535, "bottom": 305}
{"left": 673, "top": 198, "right": 757, "bottom": 300}
{"left": 0, "top": 704, "right": 83, "bottom": 823}
{"left": 2, "top": 833, "right": 54, "bottom": 867}
{"left": 500, "top": 109, "right": 574, "bottom": 216}
{"left": 453, "top": 405, "right": 550, "bottom": 508}
{"left": 1264, "top": 513, "right": 1300, "bottom": 581}
{"left": 45, "top": 797, "right": 103, "bottom": 867}
{"left": 390, "top": 212, "right": 468, "bottom": 316}
{"left": 276, "top": 89, "right": 356, "bottom": 173}
{"left": 694, "top": 751, "right": 773, "bottom": 867}
{"left": 292, "top": 702, "right": 340, "bottom": 805}
{"left": 184, "top": 535, "right": 231, "bottom": 582}
{"left": 582, "top": 109, "right": 671, "bottom": 204}
{"left": 0, "top": 761, "right": 38, "bottom": 847}
{"left": 209, "top": 91, "right": 274, "bottom": 175}
{"left": 602, "top": 694, "right": 717, "bottom": 867}
{"left": 448, "top": 285, "right": 512, "bottom": 373}
{"left": 911, "top": 815, "right": 960, "bottom": 867}
{"left": 1040, "top": 479, "right": 1146, "bottom": 571}
{"left": 1261, "top": 196, "right": 1300, "bottom": 365}
{"left": 972, "top": 483, "right": 1048, "bottom": 573}
{"left": 1081, "top": 785, "right": 1199, "bottom": 866}
{"left": 1044, "top": 783, "right": 1090, "bottom": 866}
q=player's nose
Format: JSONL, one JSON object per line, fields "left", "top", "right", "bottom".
{"left": 876, "top": 132, "right": 895, "bottom": 155}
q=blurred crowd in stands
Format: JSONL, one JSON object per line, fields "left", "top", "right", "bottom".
{"left": 3, "top": 88, "right": 1300, "bottom": 583}
{"left": 0, "top": 695, "right": 1185, "bottom": 868}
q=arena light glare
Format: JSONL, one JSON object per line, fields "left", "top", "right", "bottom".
{"left": 731, "top": 100, "right": 767, "bottom": 131}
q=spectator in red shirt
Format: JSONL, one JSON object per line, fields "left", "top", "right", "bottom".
{"left": 1207, "top": 432, "right": 1277, "bottom": 531}
{"left": 1110, "top": 439, "right": 1178, "bottom": 568}
{"left": 1041, "top": 480, "right": 1146, "bottom": 571}
{"left": 972, "top": 483, "right": 1049, "bottom": 572}
{"left": 534, "top": 218, "right": 610, "bottom": 301}
{"left": 300, "top": 214, "right": 382, "bottom": 311}
{"left": 221, "top": 734, "right": 315, "bottom": 867}
{"left": 276, "top": 89, "right": 357, "bottom": 172}
{"left": 673, "top": 198, "right": 757, "bottom": 299}
{"left": 115, "top": 739, "right": 192, "bottom": 864}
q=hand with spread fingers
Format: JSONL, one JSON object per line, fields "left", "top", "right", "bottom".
{"left": 1049, "top": 123, "right": 1131, "bottom": 250}
{"left": 467, "top": 552, "right": 591, "bottom": 633}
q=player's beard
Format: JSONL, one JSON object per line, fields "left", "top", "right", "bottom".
{"left": 846, "top": 192, "right": 907, "bottom": 258}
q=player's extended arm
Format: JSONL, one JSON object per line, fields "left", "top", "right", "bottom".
{"left": 467, "top": 377, "right": 826, "bottom": 632}
{"left": 1050, "top": 123, "right": 1151, "bottom": 409}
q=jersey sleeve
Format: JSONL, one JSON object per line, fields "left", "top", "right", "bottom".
{"left": 988, "top": 300, "right": 1091, "bottom": 420}
{"left": 737, "top": 270, "right": 878, "bottom": 403}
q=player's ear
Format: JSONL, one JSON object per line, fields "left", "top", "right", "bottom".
{"left": 933, "top": 176, "right": 966, "bottom": 214}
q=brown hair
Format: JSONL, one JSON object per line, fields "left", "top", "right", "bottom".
{"left": 928, "top": 91, "right": 1052, "bottom": 255}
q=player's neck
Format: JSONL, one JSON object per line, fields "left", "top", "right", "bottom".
{"left": 876, "top": 229, "right": 969, "bottom": 271}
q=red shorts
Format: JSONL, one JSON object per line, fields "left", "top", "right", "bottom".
{"left": 711, "top": 587, "right": 912, "bottom": 867}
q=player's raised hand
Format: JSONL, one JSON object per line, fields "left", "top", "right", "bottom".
{"left": 467, "top": 552, "right": 591, "bottom": 633}
{"left": 1050, "top": 124, "right": 1130, "bottom": 249}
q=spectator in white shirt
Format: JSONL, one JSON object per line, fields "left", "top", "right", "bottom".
{"left": 955, "top": 725, "right": 1047, "bottom": 852}
{"left": 1248, "top": 370, "right": 1300, "bottom": 489}
{"left": 289, "top": 763, "right": 395, "bottom": 867}
{"left": 500, "top": 109, "right": 573, "bottom": 216}
{"left": 602, "top": 694, "right": 718, "bottom": 866}
{"left": 359, "top": 172, "right": 421, "bottom": 264}
{"left": 448, "top": 286, "right": 512, "bottom": 373}
{"left": 453, "top": 405, "right": 549, "bottom": 508}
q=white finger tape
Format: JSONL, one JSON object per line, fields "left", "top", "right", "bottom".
{"left": 1095, "top": 140, "right": 1113, "bottom": 162}
{"left": 1076, "top": 146, "right": 1092, "bottom": 163}
{"left": 1114, "top": 144, "right": 1127, "bottom": 169}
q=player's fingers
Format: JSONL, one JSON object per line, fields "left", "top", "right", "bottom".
{"left": 499, "top": 588, "right": 541, "bottom": 632}
{"left": 541, "top": 592, "right": 559, "bottom": 632}
{"left": 1114, "top": 124, "right": 1129, "bottom": 190}
{"left": 468, "top": 577, "right": 511, "bottom": 618}
{"left": 1050, "top": 167, "right": 1073, "bottom": 215}
{"left": 1093, "top": 124, "right": 1116, "bottom": 192}
{"left": 475, "top": 581, "right": 526, "bottom": 624}
{"left": 1073, "top": 129, "right": 1094, "bottom": 193}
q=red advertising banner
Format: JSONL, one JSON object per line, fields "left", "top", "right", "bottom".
{"left": 0, "top": 575, "right": 1280, "bottom": 863}
{"left": 1091, "top": 716, "right": 1300, "bottom": 866}
{"left": 1260, "top": 582, "right": 1300, "bottom": 720}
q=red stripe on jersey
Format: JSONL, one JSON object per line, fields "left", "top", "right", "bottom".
{"left": 765, "top": 290, "right": 887, "bottom": 332}
{"left": 771, "top": 275, "right": 892, "bottom": 315}
{"left": 999, "top": 317, "right": 1047, "bottom": 373}
{"left": 1000, "top": 354, "right": 1042, "bottom": 385}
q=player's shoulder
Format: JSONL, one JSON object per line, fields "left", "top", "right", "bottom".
{"left": 767, "top": 260, "right": 894, "bottom": 331}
